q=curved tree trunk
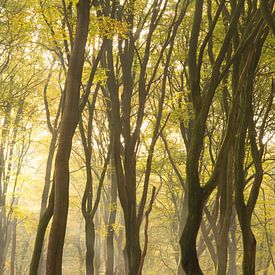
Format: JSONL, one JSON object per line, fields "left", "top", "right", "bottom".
{"left": 178, "top": 0, "right": 246, "bottom": 272}
{"left": 29, "top": 132, "right": 57, "bottom": 275}
{"left": 242, "top": 225, "right": 257, "bottom": 274}
{"left": 46, "top": 1, "right": 90, "bottom": 274}
{"left": 29, "top": 186, "right": 54, "bottom": 275}
{"left": 180, "top": 190, "right": 204, "bottom": 275}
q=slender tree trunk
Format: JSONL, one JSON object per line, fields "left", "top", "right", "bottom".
{"left": 82, "top": 163, "right": 95, "bottom": 275}
{"left": 10, "top": 219, "right": 17, "bottom": 275}
{"left": 30, "top": 186, "right": 54, "bottom": 275}
{"left": 46, "top": 1, "right": 90, "bottom": 274}
{"left": 0, "top": 223, "right": 11, "bottom": 274}
{"left": 177, "top": 194, "right": 187, "bottom": 275}
{"left": 29, "top": 133, "right": 57, "bottom": 275}
{"left": 106, "top": 155, "right": 117, "bottom": 275}
{"left": 85, "top": 219, "right": 96, "bottom": 275}
{"left": 40, "top": 132, "right": 58, "bottom": 216}
{"left": 0, "top": 105, "right": 13, "bottom": 274}
{"left": 137, "top": 187, "right": 156, "bottom": 275}
{"left": 116, "top": 222, "right": 124, "bottom": 274}
{"left": 217, "top": 152, "right": 233, "bottom": 275}
{"left": 94, "top": 215, "right": 101, "bottom": 275}
{"left": 0, "top": 239, "right": 5, "bottom": 274}
{"left": 228, "top": 209, "right": 237, "bottom": 275}
{"left": 234, "top": 92, "right": 256, "bottom": 275}
{"left": 234, "top": 37, "right": 268, "bottom": 275}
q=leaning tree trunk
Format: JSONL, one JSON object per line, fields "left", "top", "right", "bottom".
{"left": 29, "top": 132, "right": 57, "bottom": 275}
{"left": 46, "top": 1, "right": 90, "bottom": 274}
{"left": 242, "top": 220, "right": 257, "bottom": 274}
{"left": 38, "top": 134, "right": 57, "bottom": 275}
{"left": 29, "top": 186, "right": 54, "bottom": 275}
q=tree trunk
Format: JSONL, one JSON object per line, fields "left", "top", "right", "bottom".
{"left": 106, "top": 155, "right": 117, "bottom": 275}
{"left": 46, "top": 1, "right": 90, "bottom": 273}
{"left": 180, "top": 189, "right": 204, "bottom": 275}
{"left": 94, "top": 216, "right": 101, "bottom": 275}
{"left": 116, "top": 222, "right": 124, "bottom": 274}
{"left": 177, "top": 194, "right": 187, "bottom": 275}
{"left": 217, "top": 152, "right": 233, "bottom": 275}
{"left": 85, "top": 219, "right": 96, "bottom": 275}
{"left": 29, "top": 186, "right": 54, "bottom": 275}
{"left": 40, "top": 132, "right": 57, "bottom": 216}
{"left": 10, "top": 219, "right": 17, "bottom": 275}
{"left": 242, "top": 226, "right": 256, "bottom": 275}
{"left": 124, "top": 215, "right": 141, "bottom": 275}
{"left": 0, "top": 223, "right": 11, "bottom": 274}
{"left": 228, "top": 209, "right": 237, "bottom": 275}
{"left": 29, "top": 133, "right": 57, "bottom": 275}
{"left": 234, "top": 39, "right": 267, "bottom": 275}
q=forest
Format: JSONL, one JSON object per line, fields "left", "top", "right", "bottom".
{"left": 0, "top": 0, "right": 274, "bottom": 274}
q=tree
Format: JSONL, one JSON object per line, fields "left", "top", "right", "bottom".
{"left": 178, "top": 0, "right": 272, "bottom": 273}
{"left": 45, "top": 1, "right": 91, "bottom": 273}
{"left": 101, "top": 1, "right": 189, "bottom": 273}
{"left": 0, "top": 0, "right": 274, "bottom": 274}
